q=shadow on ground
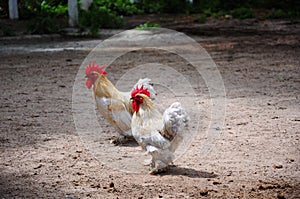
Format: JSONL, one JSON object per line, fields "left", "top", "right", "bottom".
{"left": 160, "top": 165, "right": 218, "bottom": 178}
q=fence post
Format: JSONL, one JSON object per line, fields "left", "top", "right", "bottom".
{"left": 68, "top": 0, "right": 78, "bottom": 27}
{"left": 81, "top": 0, "right": 93, "bottom": 11}
{"left": 8, "top": 0, "right": 19, "bottom": 19}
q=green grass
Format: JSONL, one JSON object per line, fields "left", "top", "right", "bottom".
{"left": 135, "top": 22, "right": 160, "bottom": 30}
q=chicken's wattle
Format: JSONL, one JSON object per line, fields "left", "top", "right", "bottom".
{"left": 86, "top": 78, "right": 92, "bottom": 89}
{"left": 132, "top": 100, "right": 140, "bottom": 112}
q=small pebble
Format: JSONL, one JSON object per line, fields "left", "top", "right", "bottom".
{"left": 200, "top": 190, "right": 208, "bottom": 196}
{"left": 273, "top": 164, "right": 283, "bottom": 169}
{"left": 109, "top": 182, "right": 114, "bottom": 188}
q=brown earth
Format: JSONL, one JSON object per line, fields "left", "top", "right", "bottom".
{"left": 0, "top": 17, "right": 299, "bottom": 198}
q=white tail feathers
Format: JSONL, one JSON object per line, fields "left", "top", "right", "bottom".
{"left": 133, "top": 78, "right": 156, "bottom": 100}
{"left": 163, "top": 102, "right": 189, "bottom": 138}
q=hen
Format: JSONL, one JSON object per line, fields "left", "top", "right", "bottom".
{"left": 85, "top": 61, "right": 156, "bottom": 144}
{"left": 130, "top": 85, "right": 189, "bottom": 174}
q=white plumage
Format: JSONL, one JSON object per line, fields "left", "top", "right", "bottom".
{"left": 131, "top": 92, "right": 189, "bottom": 174}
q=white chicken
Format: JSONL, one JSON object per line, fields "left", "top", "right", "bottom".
{"left": 130, "top": 85, "right": 189, "bottom": 174}
{"left": 85, "top": 61, "right": 156, "bottom": 144}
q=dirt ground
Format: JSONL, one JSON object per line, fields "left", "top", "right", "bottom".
{"left": 0, "top": 18, "right": 299, "bottom": 198}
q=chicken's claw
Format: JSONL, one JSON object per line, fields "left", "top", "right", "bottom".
{"left": 149, "top": 166, "right": 169, "bottom": 175}
{"left": 143, "top": 158, "right": 154, "bottom": 166}
{"left": 110, "top": 135, "right": 130, "bottom": 145}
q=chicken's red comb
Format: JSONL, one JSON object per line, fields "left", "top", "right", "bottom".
{"left": 85, "top": 61, "right": 107, "bottom": 75}
{"left": 131, "top": 85, "right": 150, "bottom": 98}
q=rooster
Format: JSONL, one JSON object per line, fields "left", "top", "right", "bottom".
{"left": 85, "top": 61, "right": 156, "bottom": 144}
{"left": 130, "top": 85, "right": 189, "bottom": 174}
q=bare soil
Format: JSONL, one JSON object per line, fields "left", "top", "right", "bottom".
{"left": 0, "top": 18, "right": 299, "bottom": 198}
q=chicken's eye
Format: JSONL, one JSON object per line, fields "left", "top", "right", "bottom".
{"left": 132, "top": 96, "right": 143, "bottom": 103}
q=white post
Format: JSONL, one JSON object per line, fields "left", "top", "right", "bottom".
{"left": 8, "top": 0, "right": 19, "bottom": 19}
{"left": 81, "top": 0, "right": 93, "bottom": 11}
{"left": 68, "top": 0, "right": 78, "bottom": 27}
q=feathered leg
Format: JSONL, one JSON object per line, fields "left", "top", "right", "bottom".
{"left": 146, "top": 146, "right": 174, "bottom": 174}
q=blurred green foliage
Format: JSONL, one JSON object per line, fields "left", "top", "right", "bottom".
{"left": 90, "top": 0, "right": 162, "bottom": 15}
{"left": 265, "top": 9, "right": 299, "bottom": 19}
{"left": 135, "top": 21, "right": 160, "bottom": 29}
{"left": 93, "top": 0, "right": 142, "bottom": 15}
{"left": 0, "top": 0, "right": 299, "bottom": 34}
{"left": 230, "top": 7, "right": 255, "bottom": 19}
{"left": 1, "top": 26, "right": 15, "bottom": 36}
{"left": 79, "top": 2, "right": 124, "bottom": 35}
{"left": 0, "top": 0, "right": 299, "bottom": 18}
{"left": 18, "top": 0, "right": 67, "bottom": 19}
{"left": 191, "top": 0, "right": 299, "bottom": 19}
{"left": 198, "top": 14, "right": 206, "bottom": 23}
{"left": 24, "top": 1, "right": 68, "bottom": 34}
